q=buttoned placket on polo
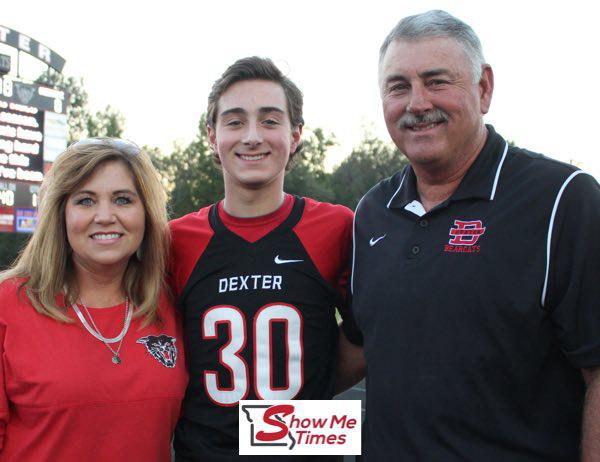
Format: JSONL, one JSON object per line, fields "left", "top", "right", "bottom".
{"left": 385, "top": 125, "right": 508, "bottom": 262}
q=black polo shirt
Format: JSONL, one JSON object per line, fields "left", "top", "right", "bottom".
{"left": 351, "top": 125, "right": 600, "bottom": 461}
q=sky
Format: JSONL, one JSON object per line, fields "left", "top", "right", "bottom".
{"left": 3, "top": 0, "right": 599, "bottom": 179}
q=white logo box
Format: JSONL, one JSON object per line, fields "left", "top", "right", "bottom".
{"left": 239, "top": 399, "right": 361, "bottom": 456}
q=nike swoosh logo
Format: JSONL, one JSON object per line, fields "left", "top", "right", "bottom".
{"left": 369, "top": 235, "right": 387, "bottom": 246}
{"left": 274, "top": 255, "right": 304, "bottom": 264}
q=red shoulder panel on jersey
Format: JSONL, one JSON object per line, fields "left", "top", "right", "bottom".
{"left": 169, "top": 207, "right": 214, "bottom": 298}
{"left": 293, "top": 197, "right": 354, "bottom": 290}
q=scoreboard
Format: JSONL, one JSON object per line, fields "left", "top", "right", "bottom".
{"left": 0, "top": 25, "right": 68, "bottom": 233}
{"left": 0, "top": 74, "right": 67, "bottom": 233}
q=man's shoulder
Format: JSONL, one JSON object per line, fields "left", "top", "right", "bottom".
{"left": 357, "top": 168, "right": 408, "bottom": 210}
{"left": 506, "top": 145, "right": 580, "bottom": 182}
{"left": 503, "top": 144, "right": 600, "bottom": 197}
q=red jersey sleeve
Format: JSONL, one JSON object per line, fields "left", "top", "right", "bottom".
{"left": 292, "top": 198, "right": 363, "bottom": 345}
{"left": 168, "top": 207, "right": 214, "bottom": 298}
{"left": 292, "top": 198, "right": 353, "bottom": 299}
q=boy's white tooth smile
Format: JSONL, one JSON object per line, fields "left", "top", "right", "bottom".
{"left": 238, "top": 153, "right": 266, "bottom": 161}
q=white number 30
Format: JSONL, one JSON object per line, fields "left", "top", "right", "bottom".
{"left": 202, "top": 303, "right": 303, "bottom": 406}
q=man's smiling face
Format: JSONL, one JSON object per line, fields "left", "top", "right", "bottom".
{"left": 379, "top": 37, "right": 493, "bottom": 172}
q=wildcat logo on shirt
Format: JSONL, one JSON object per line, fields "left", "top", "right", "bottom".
{"left": 137, "top": 334, "right": 178, "bottom": 368}
{"left": 444, "top": 219, "right": 486, "bottom": 253}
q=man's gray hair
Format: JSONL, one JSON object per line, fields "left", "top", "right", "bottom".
{"left": 379, "top": 10, "right": 485, "bottom": 82}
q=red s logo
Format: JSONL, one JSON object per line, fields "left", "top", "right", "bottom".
{"left": 256, "top": 404, "right": 295, "bottom": 442}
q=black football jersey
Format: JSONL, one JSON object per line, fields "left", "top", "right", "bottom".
{"left": 170, "top": 197, "right": 353, "bottom": 462}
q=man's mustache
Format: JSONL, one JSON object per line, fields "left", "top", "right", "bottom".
{"left": 399, "top": 109, "right": 449, "bottom": 128}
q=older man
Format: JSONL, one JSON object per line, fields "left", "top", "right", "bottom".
{"left": 351, "top": 10, "right": 600, "bottom": 461}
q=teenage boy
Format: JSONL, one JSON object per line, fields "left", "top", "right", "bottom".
{"left": 169, "top": 56, "right": 363, "bottom": 461}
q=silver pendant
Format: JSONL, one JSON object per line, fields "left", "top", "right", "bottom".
{"left": 112, "top": 355, "right": 121, "bottom": 364}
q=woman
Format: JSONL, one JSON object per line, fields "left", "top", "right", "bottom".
{"left": 0, "top": 138, "right": 187, "bottom": 461}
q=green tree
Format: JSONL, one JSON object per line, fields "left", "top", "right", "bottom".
{"left": 330, "top": 134, "right": 408, "bottom": 209}
{"left": 35, "top": 69, "right": 125, "bottom": 140}
{"left": 86, "top": 105, "right": 125, "bottom": 138}
{"left": 151, "top": 115, "right": 223, "bottom": 219}
{"left": 284, "top": 128, "right": 336, "bottom": 201}
{"left": 0, "top": 234, "right": 29, "bottom": 270}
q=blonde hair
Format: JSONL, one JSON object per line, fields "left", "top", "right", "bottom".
{"left": 0, "top": 138, "right": 169, "bottom": 325}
